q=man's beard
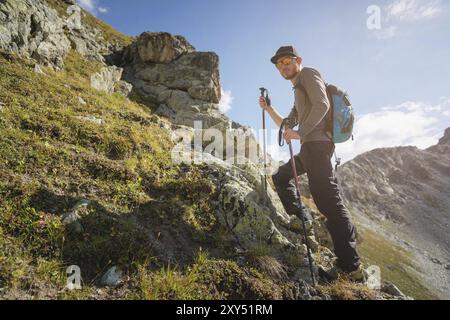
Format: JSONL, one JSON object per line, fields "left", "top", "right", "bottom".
{"left": 282, "top": 71, "right": 296, "bottom": 80}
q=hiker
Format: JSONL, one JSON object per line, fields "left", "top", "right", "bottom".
{"left": 259, "top": 46, "right": 364, "bottom": 282}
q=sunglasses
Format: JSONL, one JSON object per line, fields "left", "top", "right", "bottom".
{"left": 276, "top": 57, "right": 296, "bottom": 69}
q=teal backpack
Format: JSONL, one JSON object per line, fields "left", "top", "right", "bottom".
{"left": 295, "top": 83, "right": 355, "bottom": 144}
{"left": 324, "top": 84, "right": 354, "bottom": 144}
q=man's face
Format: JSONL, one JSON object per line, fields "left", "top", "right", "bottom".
{"left": 276, "top": 56, "right": 301, "bottom": 80}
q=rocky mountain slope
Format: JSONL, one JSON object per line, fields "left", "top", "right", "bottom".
{"left": 0, "top": 0, "right": 425, "bottom": 300}
{"left": 336, "top": 128, "right": 450, "bottom": 299}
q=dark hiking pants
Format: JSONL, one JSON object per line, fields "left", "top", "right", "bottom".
{"left": 272, "top": 140, "right": 361, "bottom": 272}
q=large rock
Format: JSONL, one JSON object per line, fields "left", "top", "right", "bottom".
{"left": 91, "top": 65, "right": 124, "bottom": 93}
{"left": 122, "top": 32, "right": 195, "bottom": 64}
{"left": 0, "top": 0, "right": 71, "bottom": 69}
{"left": 0, "top": 0, "right": 120, "bottom": 68}
{"left": 121, "top": 32, "right": 222, "bottom": 129}
{"left": 188, "top": 153, "right": 320, "bottom": 270}
{"left": 65, "top": 5, "right": 110, "bottom": 63}
{"left": 132, "top": 52, "right": 221, "bottom": 103}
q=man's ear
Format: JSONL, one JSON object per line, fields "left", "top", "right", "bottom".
{"left": 296, "top": 56, "right": 303, "bottom": 65}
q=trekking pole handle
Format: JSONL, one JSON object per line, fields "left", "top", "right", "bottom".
{"left": 259, "top": 87, "right": 271, "bottom": 107}
{"left": 278, "top": 118, "right": 288, "bottom": 147}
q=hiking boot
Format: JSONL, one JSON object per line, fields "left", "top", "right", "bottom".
{"left": 318, "top": 264, "right": 367, "bottom": 284}
{"left": 345, "top": 264, "right": 367, "bottom": 283}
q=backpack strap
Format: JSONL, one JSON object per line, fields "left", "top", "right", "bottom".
{"left": 293, "top": 81, "right": 334, "bottom": 139}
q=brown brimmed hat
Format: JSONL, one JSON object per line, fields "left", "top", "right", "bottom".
{"left": 270, "top": 46, "right": 300, "bottom": 64}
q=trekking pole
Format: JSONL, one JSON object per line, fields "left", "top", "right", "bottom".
{"left": 259, "top": 88, "right": 270, "bottom": 204}
{"left": 279, "top": 120, "right": 316, "bottom": 286}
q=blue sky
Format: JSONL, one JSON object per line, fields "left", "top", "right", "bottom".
{"left": 78, "top": 0, "right": 450, "bottom": 162}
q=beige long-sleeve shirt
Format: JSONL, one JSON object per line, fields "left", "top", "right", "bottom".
{"left": 285, "top": 67, "right": 332, "bottom": 143}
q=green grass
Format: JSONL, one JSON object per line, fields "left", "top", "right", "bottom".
{"left": 358, "top": 227, "right": 437, "bottom": 300}
{"left": 316, "top": 278, "right": 377, "bottom": 300}
{"left": 0, "top": 50, "right": 226, "bottom": 298}
{"left": 135, "top": 250, "right": 283, "bottom": 300}
{"left": 0, "top": 5, "right": 426, "bottom": 298}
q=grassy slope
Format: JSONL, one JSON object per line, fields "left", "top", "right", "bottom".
{"left": 0, "top": 50, "right": 295, "bottom": 299}
{"left": 357, "top": 227, "right": 437, "bottom": 300}
{"left": 0, "top": 48, "right": 377, "bottom": 301}
{"left": 0, "top": 2, "right": 284, "bottom": 299}
{"left": 0, "top": 1, "right": 413, "bottom": 300}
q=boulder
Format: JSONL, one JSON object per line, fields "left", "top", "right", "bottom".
{"left": 122, "top": 31, "right": 195, "bottom": 64}
{"left": 100, "top": 266, "right": 123, "bottom": 287}
{"left": 91, "top": 66, "right": 123, "bottom": 93}
{"left": 0, "top": 0, "right": 71, "bottom": 69}
{"left": 0, "top": 0, "right": 118, "bottom": 68}
{"left": 114, "top": 80, "right": 133, "bottom": 97}
{"left": 62, "top": 199, "right": 91, "bottom": 233}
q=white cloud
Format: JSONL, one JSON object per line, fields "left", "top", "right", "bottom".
{"left": 386, "top": 0, "right": 442, "bottom": 22}
{"left": 98, "top": 7, "right": 109, "bottom": 14}
{"left": 337, "top": 100, "right": 443, "bottom": 163}
{"left": 77, "top": 0, "right": 96, "bottom": 12}
{"left": 77, "top": 0, "right": 109, "bottom": 15}
{"left": 219, "top": 89, "right": 233, "bottom": 114}
{"left": 371, "top": 0, "right": 444, "bottom": 40}
{"left": 372, "top": 26, "right": 398, "bottom": 40}
{"left": 437, "top": 97, "right": 450, "bottom": 115}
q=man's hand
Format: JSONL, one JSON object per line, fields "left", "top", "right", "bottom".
{"left": 283, "top": 129, "right": 301, "bottom": 144}
{"left": 259, "top": 96, "right": 272, "bottom": 111}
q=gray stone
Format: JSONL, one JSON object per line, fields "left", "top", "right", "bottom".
{"left": 0, "top": 0, "right": 71, "bottom": 69}
{"left": 66, "top": 5, "right": 82, "bottom": 31}
{"left": 62, "top": 199, "right": 91, "bottom": 233}
{"left": 128, "top": 51, "right": 221, "bottom": 104}
{"left": 382, "top": 282, "right": 407, "bottom": 298}
{"left": 78, "top": 97, "right": 87, "bottom": 105}
{"left": 122, "top": 31, "right": 195, "bottom": 64}
{"left": 0, "top": 0, "right": 116, "bottom": 68}
{"left": 34, "top": 64, "right": 44, "bottom": 74}
{"left": 115, "top": 80, "right": 133, "bottom": 97}
{"left": 100, "top": 266, "right": 123, "bottom": 287}
{"left": 90, "top": 66, "right": 123, "bottom": 93}
{"left": 76, "top": 115, "right": 104, "bottom": 125}
{"left": 155, "top": 104, "right": 176, "bottom": 119}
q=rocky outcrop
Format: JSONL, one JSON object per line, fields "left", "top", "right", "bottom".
{"left": 64, "top": 4, "right": 110, "bottom": 63}
{"left": 91, "top": 65, "right": 124, "bottom": 94}
{"left": 122, "top": 32, "right": 195, "bottom": 64}
{"left": 336, "top": 127, "right": 450, "bottom": 299}
{"left": 121, "top": 32, "right": 223, "bottom": 128}
{"left": 0, "top": 0, "right": 119, "bottom": 68}
{"left": 120, "top": 32, "right": 279, "bottom": 173}
{"left": 0, "top": 0, "right": 71, "bottom": 69}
